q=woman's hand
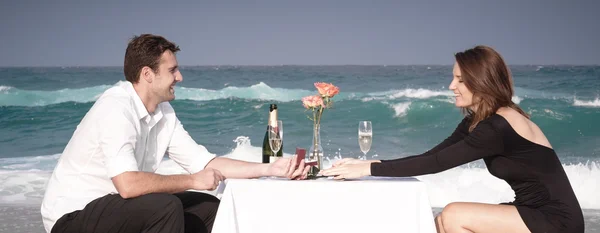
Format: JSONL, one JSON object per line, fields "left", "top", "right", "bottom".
{"left": 319, "top": 162, "right": 373, "bottom": 180}
{"left": 332, "top": 158, "right": 380, "bottom": 167}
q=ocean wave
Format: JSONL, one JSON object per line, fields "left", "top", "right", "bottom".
{"left": 0, "top": 170, "right": 51, "bottom": 204}
{"left": 0, "top": 82, "right": 596, "bottom": 110}
{"left": 0, "top": 84, "right": 456, "bottom": 107}
{"left": 0, "top": 85, "right": 112, "bottom": 106}
{"left": 574, "top": 98, "right": 600, "bottom": 108}
{"left": 0, "top": 82, "right": 316, "bottom": 106}
{"left": 0, "top": 85, "right": 12, "bottom": 92}
{"left": 418, "top": 162, "right": 600, "bottom": 209}
{"left": 365, "top": 88, "right": 452, "bottom": 101}
{"left": 0, "top": 154, "right": 61, "bottom": 171}
{"left": 512, "top": 96, "right": 522, "bottom": 104}
{"left": 175, "top": 82, "right": 313, "bottom": 102}
{"left": 387, "top": 102, "right": 411, "bottom": 118}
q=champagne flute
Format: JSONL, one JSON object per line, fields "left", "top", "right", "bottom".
{"left": 269, "top": 120, "right": 283, "bottom": 160}
{"left": 358, "top": 121, "right": 372, "bottom": 160}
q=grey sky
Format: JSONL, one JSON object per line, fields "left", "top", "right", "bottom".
{"left": 1, "top": 0, "right": 599, "bottom": 66}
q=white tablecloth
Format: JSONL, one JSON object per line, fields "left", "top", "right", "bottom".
{"left": 212, "top": 176, "right": 436, "bottom": 233}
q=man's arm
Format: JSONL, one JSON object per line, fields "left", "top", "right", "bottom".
{"left": 112, "top": 169, "right": 223, "bottom": 199}
{"left": 206, "top": 156, "right": 309, "bottom": 180}
{"left": 99, "top": 105, "right": 223, "bottom": 199}
{"left": 205, "top": 157, "right": 269, "bottom": 178}
{"left": 166, "top": 117, "right": 218, "bottom": 174}
{"left": 112, "top": 172, "right": 191, "bottom": 199}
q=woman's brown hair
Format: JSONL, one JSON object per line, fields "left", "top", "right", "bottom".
{"left": 454, "top": 45, "right": 529, "bottom": 131}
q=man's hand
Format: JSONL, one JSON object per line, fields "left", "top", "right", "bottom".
{"left": 190, "top": 168, "right": 225, "bottom": 191}
{"left": 267, "top": 155, "right": 311, "bottom": 180}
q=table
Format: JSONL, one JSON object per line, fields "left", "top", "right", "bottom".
{"left": 212, "top": 176, "right": 436, "bottom": 233}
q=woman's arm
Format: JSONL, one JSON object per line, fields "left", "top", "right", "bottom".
{"left": 371, "top": 120, "right": 503, "bottom": 177}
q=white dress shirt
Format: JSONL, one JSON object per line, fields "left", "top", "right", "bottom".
{"left": 40, "top": 81, "right": 216, "bottom": 232}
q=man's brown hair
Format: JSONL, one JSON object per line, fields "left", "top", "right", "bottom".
{"left": 123, "top": 34, "right": 180, "bottom": 83}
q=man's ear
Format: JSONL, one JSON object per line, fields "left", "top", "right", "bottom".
{"left": 141, "top": 66, "right": 154, "bottom": 83}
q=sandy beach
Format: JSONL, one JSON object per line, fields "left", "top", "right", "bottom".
{"left": 2, "top": 204, "right": 599, "bottom": 233}
{"left": 0, "top": 204, "right": 45, "bottom": 233}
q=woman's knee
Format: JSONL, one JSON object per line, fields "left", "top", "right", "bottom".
{"left": 435, "top": 215, "right": 445, "bottom": 233}
{"left": 440, "top": 202, "right": 467, "bottom": 229}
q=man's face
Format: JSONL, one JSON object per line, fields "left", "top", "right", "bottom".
{"left": 151, "top": 50, "right": 182, "bottom": 103}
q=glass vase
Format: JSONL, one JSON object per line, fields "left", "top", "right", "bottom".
{"left": 307, "top": 123, "right": 323, "bottom": 178}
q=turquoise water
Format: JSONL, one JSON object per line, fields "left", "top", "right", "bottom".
{"left": 0, "top": 65, "right": 599, "bottom": 209}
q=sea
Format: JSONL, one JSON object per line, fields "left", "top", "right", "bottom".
{"left": 1, "top": 65, "right": 599, "bottom": 230}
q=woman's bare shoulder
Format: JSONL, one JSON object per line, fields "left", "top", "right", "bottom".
{"left": 495, "top": 107, "right": 553, "bottom": 149}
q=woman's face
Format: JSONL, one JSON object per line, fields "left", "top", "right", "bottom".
{"left": 449, "top": 62, "right": 474, "bottom": 108}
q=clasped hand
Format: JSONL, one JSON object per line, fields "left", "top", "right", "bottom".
{"left": 267, "top": 154, "right": 311, "bottom": 180}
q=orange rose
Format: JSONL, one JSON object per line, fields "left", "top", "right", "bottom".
{"left": 314, "top": 82, "right": 340, "bottom": 98}
{"left": 302, "top": 95, "right": 324, "bottom": 109}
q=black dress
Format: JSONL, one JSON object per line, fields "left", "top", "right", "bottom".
{"left": 370, "top": 114, "right": 584, "bottom": 233}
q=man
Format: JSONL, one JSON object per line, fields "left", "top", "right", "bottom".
{"left": 41, "top": 34, "right": 310, "bottom": 233}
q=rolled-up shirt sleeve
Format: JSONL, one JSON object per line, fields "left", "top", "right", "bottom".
{"left": 167, "top": 118, "right": 216, "bottom": 174}
{"left": 98, "top": 106, "right": 140, "bottom": 178}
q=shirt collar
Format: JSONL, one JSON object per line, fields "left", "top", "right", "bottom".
{"left": 121, "top": 81, "right": 163, "bottom": 125}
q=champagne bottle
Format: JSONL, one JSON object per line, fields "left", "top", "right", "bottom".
{"left": 262, "top": 104, "right": 283, "bottom": 163}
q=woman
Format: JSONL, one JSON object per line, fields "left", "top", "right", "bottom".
{"left": 320, "top": 45, "right": 584, "bottom": 233}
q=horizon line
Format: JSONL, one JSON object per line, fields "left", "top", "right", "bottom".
{"left": 1, "top": 64, "right": 599, "bottom": 68}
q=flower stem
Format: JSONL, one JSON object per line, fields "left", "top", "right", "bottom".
{"left": 312, "top": 110, "right": 318, "bottom": 156}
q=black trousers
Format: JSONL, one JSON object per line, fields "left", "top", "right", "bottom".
{"left": 51, "top": 192, "right": 220, "bottom": 233}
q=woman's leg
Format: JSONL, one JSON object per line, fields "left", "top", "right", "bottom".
{"left": 435, "top": 215, "right": 446, "bottom": 233}
{"left": 439, "top": 202, "right": 530, "bottom": 233}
